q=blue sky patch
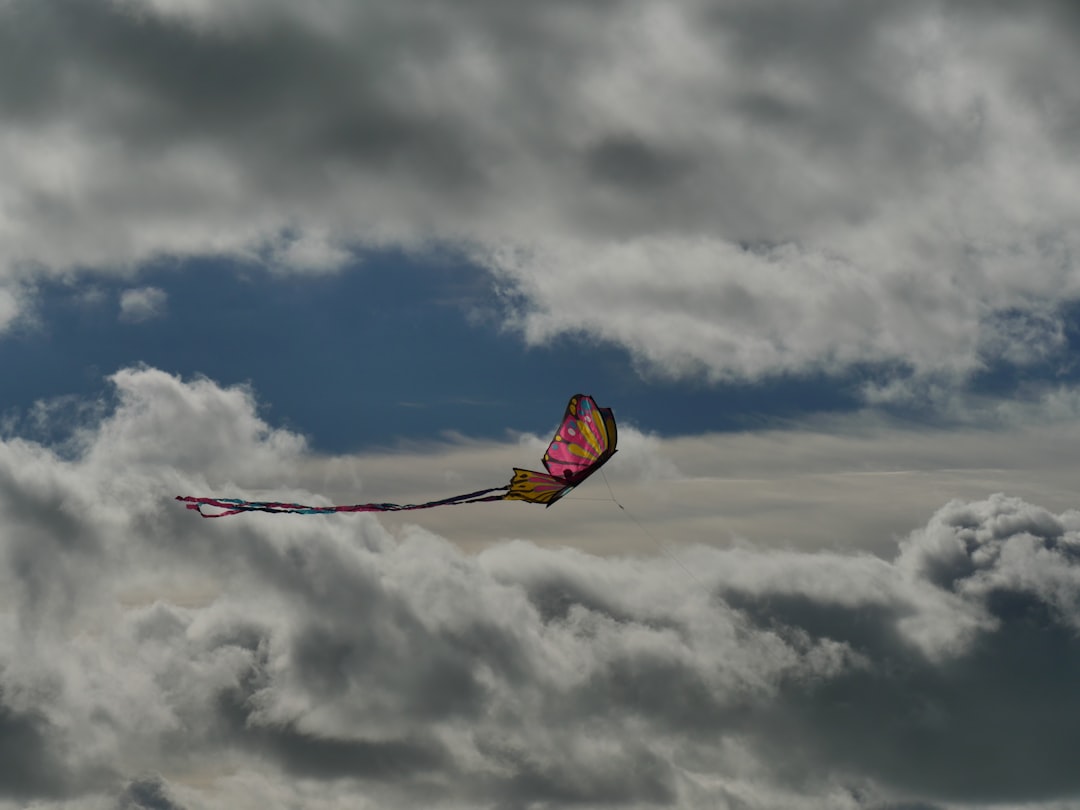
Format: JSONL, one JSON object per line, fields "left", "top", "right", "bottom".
{"left": 1, "top": 251, "right": 880, "bottom": 451}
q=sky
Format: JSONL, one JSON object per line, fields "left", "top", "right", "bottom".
{"left": 3, "top": 1, "right": 1080, "bottom": 808}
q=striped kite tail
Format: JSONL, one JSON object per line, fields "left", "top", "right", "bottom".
{"left": 176, "top": 485, "right": 509, "bottom": 518}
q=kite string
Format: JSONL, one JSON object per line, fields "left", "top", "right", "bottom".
{"left": 599, "top": 469, "right": 703, "bottom": 586}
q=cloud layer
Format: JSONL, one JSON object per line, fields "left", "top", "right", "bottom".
{"left": 2, "top": 368, "right": 1080, "bottom": 808}
{"left": 3, "top": 0, "right": 1079, "bottom": 386}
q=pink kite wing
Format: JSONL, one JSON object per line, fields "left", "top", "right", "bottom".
{"left": 542, "top": 394, "right": 618, "bottom": 483}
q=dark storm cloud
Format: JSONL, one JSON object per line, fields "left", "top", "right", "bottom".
{"left": 117, "top": 776, "right": 186, "bottom": 810}
{"left": 217, "top": 675, "right": 449, "bottom": 781}
{"left": 707, "top": 494, "right": 1080, "bottom": 804}
{"left": 3, "top": 0, "right": 1080, "bottom": 385}
{"left": 0, "top": 0, "right": 484, "bottom": 224}
{"left": 713, "top": 3, "right": 959, "bottom": 169}
{"left": 0, "top": 691, "right": 70, "bottom": 799}
{"left": 585, "top": 135, "right": 695, "bottom": 192}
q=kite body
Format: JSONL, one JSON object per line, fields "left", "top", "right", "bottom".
{"left": 505, "top": 394, "right": 617, "bottom": 507}
{"left": 178, "top": 394, "right": 617, "bottom": 516}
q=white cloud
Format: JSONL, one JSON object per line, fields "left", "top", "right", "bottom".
{"left": 118, "top": 286, "right": 167, "bottom": 323}
{"left": 2, "top": 368, "right": 1080, "bottom": 806}
{"left": 0, "top": 288, "right": 17, "bottom": 333}
{"left": 1, "top": 2, "right": 1078, "bottom": 388}
{"left": 266, "top": 228, "right": 352, "bottom": 273}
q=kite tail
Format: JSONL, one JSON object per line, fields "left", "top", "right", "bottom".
{"left": 176, "top": 485, "right": 509, "bottom": 518}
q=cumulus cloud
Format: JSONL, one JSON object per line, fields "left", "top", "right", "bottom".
{"left": 118, "top": 287, "right": 168, "bottom": 322}
{"left": 1, "top": 1, "right": 1079, "bottom": 387}
{"left": 2, "top": 368, "right": 1080, "bottom": 807}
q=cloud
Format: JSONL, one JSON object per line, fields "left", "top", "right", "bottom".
{"left": 117, "top": 776, "right": 186, "bottom": 810}
{"left": 2, "top": 368, "right": 1080, "bottom": 807}
{"left": 0, "top": 289, "right": 17, "bottom": 334}
{"left": 0, "top": 694, "right": 71, "bottom": 800}
{"left": 2, "top": 1, "right": 1079, "bottom": 387}
{"left": 118, "top": 287, "right": 168, "bottom": 322}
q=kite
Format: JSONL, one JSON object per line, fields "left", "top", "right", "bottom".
{"left": 177, "top": 394, "right": 617, "bottom": 517}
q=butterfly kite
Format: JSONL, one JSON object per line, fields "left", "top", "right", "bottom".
{"left": 177, "top": 394, "right": 617, "bottom": 517}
